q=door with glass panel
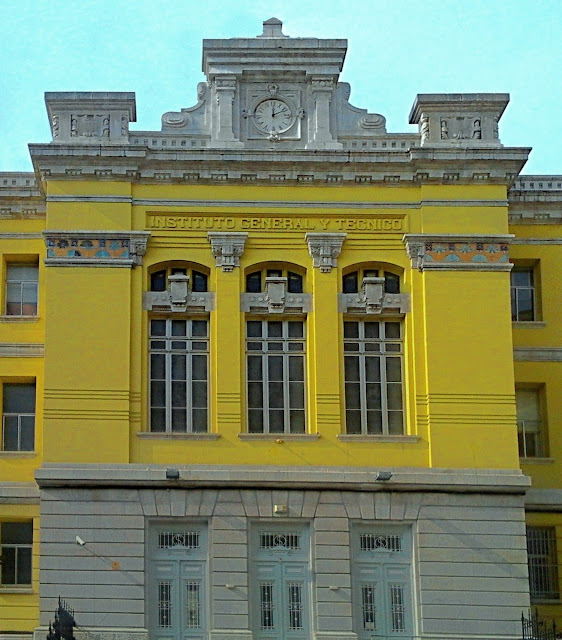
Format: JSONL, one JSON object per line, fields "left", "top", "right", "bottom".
{"left": 352, "top": 526, "right": 413, "bottom": 640}
{"left": 251, "top": 525, "right": 310, "bottom": 640}
{"left": 148, "top": 523, "right": 207, "bottom": 640}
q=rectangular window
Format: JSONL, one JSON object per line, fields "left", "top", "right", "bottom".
{"left": 2, "top": 383, "right": 36, "bottom": 451}
{"left": 246, "top": 320, "right": 305, "bottom": 434}
{"left": 516, "top": 388, "right": 544, "bottom": 458}
{"left": 511, "top": 267, "right": 535, "bottom": 321}
{"left": 0, "top": 521, "right": 33, "bottom": 585}
{"left": 149, "top": 319, "right": 208, "bottom": 433}
{"left": 344, "top": 320, "right": 404, "bottom": 435}
{"left": 527, "top": 527, "right": 560, "bottom": 601}
{"left": 5, "top": 264, "right": 38, "bottom": 316}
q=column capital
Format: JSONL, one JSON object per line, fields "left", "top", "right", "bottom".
{"left": 208, "top": 232, "right": 248, "bottom": 271}
{"left": 305, "top": 233, "right": 346, "bottom": 273}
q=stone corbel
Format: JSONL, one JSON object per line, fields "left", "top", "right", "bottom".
{"left": 241, "top": 277, "right": 312, "bottom": 314}
{"left": 403, "top": 234, "right": 514, "bottom": 271}
{"left": 208, "top": 232, "right": 248, "bottom": 271}
{"left": 339, "top": 277, "right": 410, "bottom": 315}
{"left": 143, "top": 274, "right": 214, "bottom": 313}
{"left": 306, "top": 233, "right": 346, "bottom": 273}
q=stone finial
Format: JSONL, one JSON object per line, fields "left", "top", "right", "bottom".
{"left": 306, "top": 233, "right": 346, "bottom": 272}
{"left": 208, "top": 232, "right": 248, "bottom": 271}
{"left": 258, "top": 17, "right": 289, "bottom": 38}
{"left": 409, "top": 93, "right": 508, "bottom": 146}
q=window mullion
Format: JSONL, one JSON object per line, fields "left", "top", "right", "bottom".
{"left": 263, "top": 322, "right": 270, "bottom": 434}
{"left": 359, "top": 339, "right": 368, "bottom": 435}
{"left": 283, "top": 350, "right": 290, "bottom": 434}
{"left": 165, "top": 321, "right": 173, "bottom": 433}
{"left": 186, "top": 330, "right": 193, "bottom": 433}
{"left": 380, "top": 350, "right": 390, "bottom": 435}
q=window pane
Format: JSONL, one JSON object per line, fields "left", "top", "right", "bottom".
{"left": 246, "top": 272, "right": 262, "bottom": 293}
{"left": 366, "top": 411, "right": 383, "bottom": 434}
{"left": 192, "top": 271, "right": 208, "bottom": 292}
{"left": 151, "top": 381, "right": 166, "bottom": 407}
{"left": 172, "top": 355, "right": 187, "bottom": 381}
{"left": 19, "top": 417, "right": 34, "bottom": 451}
{"left": 269, "top": 410, "right": 285, "bottom": 433}
{"left": 248, "top": 382, "right": 263, "bottom": 408}
{"left": 192, "top": 409, "right": 207, "bottom": 433}
{"left": 267, "top": 322, "right": 282, "bottom": 338}
{"left": 3, "top": 384, "right": 35, "bottom": 413}
{"left": 192, "top": 382, "right": 207, "bottom": 408}
{"left": 192, "top": 355, "right": 207, "bottom": 381}
{"left": 268, "top": 356, "right": 283, "bottom": 382}
{"left": 247, "top": 321, "right": 262, "bottom": 337}
{"left": 266, "top": 269, "right": 282, "bottom": 278}
{"left": 386, "top": 358, "right": 402, "bottom": 383}
{"left": 345, "top": 383, "right": 361, "bottom": 410}
{"left": 151, "top": 319, "right": 166, "bottom": 336}
{"left": 343, "top": 272, "right": 359, "bottom": 293}
{"left": 3, "top": 417, "right": 18, "bottom": 450}
{"left": 269, "top": 382, "right": 284, "bottom": 408}
{"left": 345, "top": 356, "right": 360, "bottom": 382}
{"left": 150, "top": 270, "right": 167, "bottom": 291}
{"left": 171, "top": 320, "right": 187, "bottom": 336}
{"left": 512, "top": 269, "right": 532, "bottom": 287}
{"left": 364, "top": 322, "right": 380, "bottom": 339}
{"left": 366, "top": 383, "right": 382, "bottom": 410}
{"left": 6, "top": 265, "right": 38, "bottom": 282}
{"left": 248, "top": 409, "right": 264, "bottom": 433}
{"left": 387, "top": 383, "right": 403, "bottom": 411}
{"left": 365, "top": 357, "right": 381, "bottom": 383}
{"left": 384, "top": 272, "right": 400, "bottom": 294}
{"left": 346, "top": 410, "right": 362, "bottom": 434}
{"left": 172, "top": 381, "right": 187, "bottom": 408}
{"left": 192, "top": 320, "right": 208, "bottom": 337}
{"left": 151, "top": 409, "right": 166, "bottom": 432}
{"left": 1, "top": 547, "right": 16, "bottom": 584}
{"left": 288, "top": 321, "right": 304, "bottom": 338}
{"left": 171, "top": 409, "right": 187, "bottom": 432}
{"left": 344, "top": 322, "right": 359, "bottom": 339}
{"left": 288, "top": 272, "right": 303, "bottom": 294}
{"left": 517, "top": 289, "right": 534, "bottom": 321}
{"left": 17, "top": 548, "right": 32, "bottom": 585}
{"left": 248, "top": 356, "right": 263, "bottom": 381}
{"left": 289, "top": 356, "right": 304, "bottom": 382}
{"left": 2, "top": 522, "right": 32, "bottom": 544}
{"left": 151, "top": 354, "right": 166, "bottom": 380}
{"left": 289, "top": 411, "right": 305, "bottom": 433}
{"left": 289, "top": 382, "right": 305, "bottom": 409}
{"left": 388, "top": 412, "right": 403, "bottom": 435}
{"left": 385, "top": 322, "right": 401, "bottom": 339}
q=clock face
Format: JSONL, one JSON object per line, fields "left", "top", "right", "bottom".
{"left": 253, "top": 99, "right": 293, "bottom": 135}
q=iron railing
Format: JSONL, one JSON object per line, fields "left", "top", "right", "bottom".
{"left": 46, "top": 597, "right": 76, "bottom": 640}
{"left": 522, "top": 609, "right": 559, "bottom": 640}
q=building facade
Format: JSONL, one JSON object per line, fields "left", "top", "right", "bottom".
{"left": 0, "top": 17, "right": 561, "bottom": 640}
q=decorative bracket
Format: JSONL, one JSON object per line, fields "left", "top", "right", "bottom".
{"left": 305, "top": 233, "right": 346, "bottom": 273}
{"left": 143, "top": 274, "right": 214, "bottom": 313}
{"left": 403, "top": 234, "right": 514, "bottom": 271}
{"left": 208, "top": 232, "right": 248, "bottom": 271}
{"left": 241, "top": 277, "right": 312, "bottom": 314}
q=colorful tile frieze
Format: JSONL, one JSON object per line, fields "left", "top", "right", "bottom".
{"left": 423, "top": 242, "right": 509, "bottom": 264}
{"left": 46, "top": 237, "right": 131, "bottom": 260}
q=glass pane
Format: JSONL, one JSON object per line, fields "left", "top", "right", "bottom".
{"left": 366, "top": 410, "right": 383, "bottom": 434}
{"left": 246, "top": 272, "right": 262, "bottom": 293}
{"left": 365, "top": 357, "right": 381, "bottom": 382}
{"left": 185, "top": 582, "right": 201, "bottom": 628}
{"left": 512, "top": 269, "right": 532, "bottom": 287}
{"left": 20, "top": 417, "right": 34, "bottom": 451}
{"left": 387, "top": 383, "right": 403, "bottom": 411}
{"left": 3, "top": 421, "right": 18, "bottom": 450}
{"left": 344, "top": 356, "right": 360, "bottom": 382}
{"left": 3, "top": 384, "right": 35, "bottom": 413}
{"left": 288, "top": 321, "right": 304, "bottom": 338}
{"left": 192, "top": 320, "right": 208, "bottom": 337}
{"left": 192, "top": 355, "right": 207, "bottom": 381}
{"left": 247, "top": 356, "right": 263, "bottom": 381}
{"left": 268, "top": 356, "right": 283, "bottom": 381}
{"left": 384, "top": 272, "right": 400, "bottom": 294}
{"left": 191, "top": 382, "right": 207, "bottom": 408}
{"left": 171, "top": 341, "right": 186, "bottom": 350}
{"left": 247, "top": 342, "right": 262, "bottom": 351}
{"left": 289, "top": 411, "right": 305, "bottom": 433}
{"left": 150, "top": 270, "right": 167, "bottom": 291}
{"left": 386, "top": 358, "right": 402, "bottom": 383}
{"left": 192, "top": 409, "right": 207, "bottom": 433}
{"left": 18, "top": 548, "right": 33, "bottom": 584}
{"left": 191, "top": 341, "right": 207, "bottom": 351}
{"left": 150, "top": 340, "right": 166, "bottom": 350}
{"left": 362, "top": 584, "right": 376, "bottom": 631}
{"left": 151, "top": 381, "right": 166, "bottom": 407}
{"left": 343, "top": 272, "right": 358, "bottom": 293}
{"left": 388, "top": 411, "right": 403, "bottom": 435}
{"left": 1, "top": 547, "right": 16, "bottom": 583}
{"left": 288, "top": 272, "right": 303, "bottom": 293}
{"left": 364, "top": 322, "right": 380, "bottom": 339}
{"left": 269, "top": 410, "right": 285, "bottom": 433}
{"left": 192, "top": 271, "right": 208, "bottom": 292}
{"left": 366, "top": 383, "right": 382, "bottom": 410}
{"left": 267, "top": 321, "right": 282, "bottom": 338}
{"left": 1, "top": 522, "right": 32, "bottom": 544}
{"left": 289, "top": 356, "right": 304, "bottom": 381}
{"left": 517, "top": 289, "right": 534, "bottom": 321}
{"left": 22, "top": 282, "right": 38, "bottom": 304}
{"left": 385, "top": 322, "right": 401, "bottom": 339}
{"left": 346, "top": 410, "right": 362, "bottom": 434}
{"left": 7, "top": 265, "right": 38, "bottom": 282}
{"left": 150, "top": 319, "right": 166, "bottom": 336}
{"left": 172, "top": 355, "right": 187, "bottom": 381}
{"left": 345, "top": 383, "right": 361, "bottom": 410}
{"left": 151, "top": 354, "right": 166, "bottom": 380}
{"left": 6, "top": 282, "right": 21, "bottom": 305}
{"left": 344, "top": 322, "right": 359, "bottom": 339}
{"left": 287, "top": 582, "right": 303, "bottom": 630}
{"left": 247, "top": 321, "right": 262, "bottom": 338}
{"left": 288, "top": 342, "right": 304, "bottom": 351}
{"left": 171, "top": 409, "right": 187, "bottom": 432}
{"left": 260, "top": 582, "right": 275, "bottom": 629}
{"left": 248, "top": 382, "right": 263, "bottom": 408}
{"left": 150, "top": 409, "right": 166, "bottom": 432}
{"left": 289, "top": 382, "right": 305, "bottom": 409}
{"left": 171, "top": 381, "right": 186, "bottom": 408}
{"left": 268, "top": 342, "right": 283, "bottom": 351}
{"left": 171, "top": 320, "right": 187, "bottom": 336}
{"left": 344, "top": 342, "right": 359, "bottom": 352}
{"left": 268, "top": 382, "right": 284, "bottom": 408}
{"left": 248, "top": 409, "right": 264, "bottom": 433}
{"left": 266, "top": 269, "right": 282, "bottom": 278}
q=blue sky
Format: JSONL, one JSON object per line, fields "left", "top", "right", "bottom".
{"left": 1, "top": 0, "right": 561, "bottom": 174}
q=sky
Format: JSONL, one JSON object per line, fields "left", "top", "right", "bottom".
{"left": 1, "top": 0, "right": 561, "bottom": 174}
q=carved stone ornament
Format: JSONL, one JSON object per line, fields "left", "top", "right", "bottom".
{"left": 208, "top": 232, "right": 248, "bottom": 271}
{"left": 143, "top": 274, "right": 214, "bottom": 313}
{"left": 241, "top": 277, "right": 312, "bottom": 314}
{"left": 403, "top": 234, "right": 514, "bottom": 271}
{"left": 338, "top": 277, "right": 410, "bottom": 315}
{"left": 305, "top": 233, "right": 346, "bottom": 272}
{"left": 43, "top": 231, "right": 149, "bottom": 267}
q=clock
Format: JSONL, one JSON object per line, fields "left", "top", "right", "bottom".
{"left": 252, "top": 98, "right": 294, "bottom": 136}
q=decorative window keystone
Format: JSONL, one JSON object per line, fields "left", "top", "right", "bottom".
{"left": 208, "top": 232, "right": 248, "bottom": 271}
{"left": 305, "top": 233, "right": 346, "bottom": 273}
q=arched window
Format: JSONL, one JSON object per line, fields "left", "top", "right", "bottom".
{"left": 342, "top": 268, "right": 400, "bottom": 295}
{"left": 246, "top": 268, "right": 303, "bottom": 294}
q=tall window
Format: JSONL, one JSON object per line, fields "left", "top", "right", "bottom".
{"left": 246, "top": 320, "right": 305, "bottom": 433}
{"left": 0, "top": 521, "right": 33, "bottom": 585}
{"left": 149, "top": 319, "right": 208, "bottom": 433}
{"left": 511, "top": 267, "right": 535, "bottom": 321}
{"left": 5, "top": 264, "right": 38, "bottom": 316}
{"left": 2, "top": 383, "right": 36, "bottom": 451}
{"left": 527, "top": 527, "right": 560, "bottom": 601}
{"left": 344, "top": 321, "right": 404, "bottom": 435}
{"left": 516, "top": 388, "right": 544, "bottom": 458}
